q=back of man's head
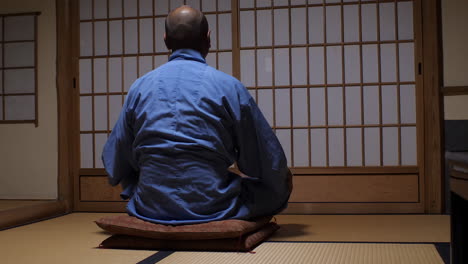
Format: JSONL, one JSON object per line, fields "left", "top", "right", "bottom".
{"left": 164, "top": 6, "right": 210, "bottom": 57}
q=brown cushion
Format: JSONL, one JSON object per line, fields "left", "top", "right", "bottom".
{"left": 95, "top": 215, "right": 273, "bottom": 240}
{"left": 99, "top": 222, "right": 279, "bottom": 252}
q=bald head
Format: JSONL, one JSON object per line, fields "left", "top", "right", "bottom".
{"left": 165, "top": 6, "right": 210, "bottom": 57}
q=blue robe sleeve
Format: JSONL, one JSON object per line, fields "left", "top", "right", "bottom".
{"left": 233, "top": 87, "right": 292, "bottom": 217}
{"left": 102, "top": 87, "right": 140, "bottom": 200}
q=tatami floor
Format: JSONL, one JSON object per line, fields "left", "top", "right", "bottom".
{"left": 0, "top": 213, "right": 450, "bottom": 264}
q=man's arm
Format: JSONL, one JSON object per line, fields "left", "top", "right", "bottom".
{"left": 101, "top": 87, "right": 139, "bottom": 199}
{"left": 233, "top": 88, "right": 292, "bottom": 217}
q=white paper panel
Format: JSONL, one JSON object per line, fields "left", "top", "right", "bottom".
{"left": 109, "top": 95, "right": 123, "bottom": 127}
{"left": 95, "top": 21, "right": 108, "bottom": 56}
{"left": 291, "top": 48, "right": 307, "bottom": 85}
{"left": 93, "top": 59, "right": 107, "bottom": 93}
{"left": 109, "top": 0, "right": 122, "bottom": 18}
{"left": 80, "top": 134, "right": 93, "bottom": 168}
{"left": 201, "top": 0, "right": 216, "bottom": 12}
{"left": 309, "top": 88, "right": 326, "bottom": 126}
{"left": 154, "top": 55, "right": 168, "bottom": 69}
{"left": 326, "top": 46, "right": 342, "bottom": 84}
{"left": 240, "top": 50, "right": 255, "bottom": 87}
{"left": 80, "top": 0, "right": 92, "bottom": 20}
{"left": 206, "top": 15, "right": 217, "bottom": 50}
{"left": 240, "top": 11, "right": 255, "bottom": 47}
{"left": 293, "top": 129, "right": 309, "bottom": 167}
{"left": 400, "top": 85, "right": 416, "bottom": 124}
{"left": 346, "top": 128, "right": 362, "bottom": 166}
{"left": 3, "top": 42, "right": 34, "bottom": 67}
{"left": 292, "top": 88, "right": 308, "bottom": 126}
{"left": 124, "top": 19, "right": 138, "bottom": 54}
{"left": 4, "top": 69, "right": 35, "bottom": 94}
{"left": 139, "top": 56, "right": 153, "bottom": 76}
{"left": 240, "top": 0, "right": 253, "bottom": 8}
{"left": 218, "top": 52, "right": 232, "bottom": 76}
{"left": 94, "top": 96, "right": 108, "bottom": 130}
{"left": 258, "top": 0, "right": 272, "bottom": 7}
{"left": 291, "top": 0, "right": 306, "bottom": 4}
{"left": 79, "top": 59, "right": 92, "bottom": 94}
{"left": 123, "top": 0, "right": 137, "bottom": 17}
{"left": 276, "top": 129, "right": 292, "bottom": 167}
{"left": 364, "top": 127, "right": 380, "bottom": 166}
{"left": 95, "top": 133, "right": 108, "bottom": 168}
{"left": 274, "top": 49, "right": 290, "bottom": 86}
{"left": 80, "top": 22, "right": 93, "bottom": 56}
{"left": 274, "top": 0, "right": 288, "bottom": 6}
{"left": 362, "top": 44, "right": 378, "bottom": 83}
{"left": 379, "top": 3, "right": 396, "bottom": 41}
{"left": 257, "top": 49, "right": 272, "bottom": 86}
{"left": 123, "top": 57, "right": 137, "bottom": 91}
{"left": 344, "top": 45, "right": 360, "bottom": 83}
{"left": 108, "top": 57, "right": 122, "bottom": 92}
{"left": 93, "top": 0, "right": 107, "bottom": 19}
{"left": 154, "top": 18, "right": 167, "bottom": 52}
{"left": 363, "top": 85, "right": 379, "bottom": 124}
{"left": 275, "top": 89, "right": 290, "bottom": 126}
{"left": 399, "top": 43, "right": 415, "bottom": 82}
{"left": 4, "top": 96, "right": 34, "bottom": 120}
{"left": 382, "top": 85, "right": 398, "bottom": 124}
{"left": 326, "top": 6, "right": 341, "bottom": 43}
{"left": 345, "top": 86, "right": 361, "bottom": 125}
{"left": 382, "top": 127, "right": 398, "bottom": 165}
{"left": 311, "top": 129, "right": 326, "bottom": 166}
{"left": 109, "top": 20, "right": 123, "bottom": 55}
{"left": 80, "top": 96, "right": 92, "bottom": 131}
{"left": 361, "top": 4, "right": 377, "bottom": 41}
{"left": 401, "top": 126, "right": 417, "bottom": 165}
{"left": 155, "top": 0, "right": 169, "bottom": 15}
{"left": 274, "top": 9, "right": 289, "bottom": 46}
{"left": 309, "top": 47, "right": 325, "bottom": 84}
{"left": 140, "top": 18, "right": 154, "bottom": 54}
{"left": 291, "top": 8, "right": 307, "bottom": 45}
{"left": 327, "top": 87, "right": 343, "bottom": 125}
{"left": 257, "top": 10, "right": 272, "bottom": 46}
{"left": 343, "top": 5, "right": 359, "bottom": 42}
{"left": 185, "top": 0, "right": 200, "bottom": 9}
{"left": 169, "top": 0, "right": 184, "bottom": 10}
{"left": 138, "top": 0, "right": 153, "bottom": 16}
{"left": 4, "top": 16, "right": 35, "bottom": 41}
{"left": 218, "top": 13, "right": 232, "bottom": 49}
{"left": 308, "top": 7, "right": 324, "bottom": 44}
{"left": 0, "top": 96, "right": 3, "bottom": 120}
{"left": 257, "top": 89, "right": 274, "bottom": 126}
{"left": 248, "top": 89, "right": 256, "bottom": 102}
{"left": 206, "top": 52, "right": 216, "bottom": 68}
{"left": 380, "top": 44, "right": 397, "bottom": 82}
{"left": 328, "top": 128, "right": 344, "bottom": 166}
{"left": 398, "top": 2, "right": 414, "bottom": 40}
{"left": 218, "top": 0, "right": 231, "bottom": 11}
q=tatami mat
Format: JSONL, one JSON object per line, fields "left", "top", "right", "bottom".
{"left": 157, "top": 242, "right": 444, "bottom": 264}
{"left": 0, "top": 213, "right": 450, "bottom": 264}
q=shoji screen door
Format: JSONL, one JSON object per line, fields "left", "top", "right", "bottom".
{"left": 75, "top": 0, "right": 423, "bottom": 213}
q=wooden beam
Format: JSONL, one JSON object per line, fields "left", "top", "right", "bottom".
{"left": 56, "top": 0, "right": 78, "bottom": 212}
{"left": 443, "top": 86, "right": 468, "bottom": 96}
{"left": 0, "top": 201, "right": 67, "bottom": 230}
{"left": 421, "top": 0, "right": 444, "bottom": 213}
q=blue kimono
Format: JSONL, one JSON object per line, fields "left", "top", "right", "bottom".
{"left": 102, "top": 49, "right": 291, "bottom": 225}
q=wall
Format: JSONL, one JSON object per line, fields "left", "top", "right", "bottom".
{"left": 0, "top": 0, "right": 57, "bottom": 199}
{"left": 443, "top": 0, "right": 468, "bottom": 120}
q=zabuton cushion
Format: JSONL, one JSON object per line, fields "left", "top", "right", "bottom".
{"left": 95, "top": 215, "right": 274, "bottom": 240}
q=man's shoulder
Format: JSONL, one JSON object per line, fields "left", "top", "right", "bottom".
{"left": 205, "top": 65, "right": 243, "bottom": 87}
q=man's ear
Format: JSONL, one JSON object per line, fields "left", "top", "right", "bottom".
{"left": 207, "top": 30, "right": 211, "bottom": 49}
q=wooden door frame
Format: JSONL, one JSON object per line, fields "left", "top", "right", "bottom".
{"left": 55, "top": 0, "right": 445, "bottom": 214}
